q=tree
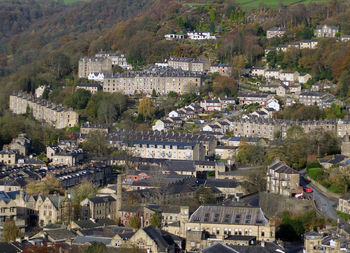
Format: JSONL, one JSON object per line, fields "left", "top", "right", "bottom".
{"left": 82, "top": 131, "right": 110, "bottom": 157}
{"left": 70, "top": 180, "right": 99, "bottom": 218}
{"left": 26, "top": 176, "right": 62, "bottom": 195}
{"left": 236, "top": 142, "right": 265, "bottom": 166}
{"left": 149, "top": 213, "right": 161, "bottom": 228}
{"left": 195, "top": 185, "right": 216, "bottom": 204}
{"left": 129, "top": 216, "right": 141, "bottom": 229}
{"left": 232, "top": 55, "right": 248, "bottom": 78}
{"left": 138, "top": 97, "right": 154, "bottom": 119}
{"left": 67, "top": 89, "right": 91, "bottom": 109}
{"left": 85, "top": 242, "right": 108, "bottom": 253}
{"left": 3, "top": 218, "right": 20, "bottom": 242}
{"left": 212, "top": 75, "right": 238, "bottom": 97}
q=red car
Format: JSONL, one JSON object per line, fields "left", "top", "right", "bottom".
{"left": 304, "top": 187, "right": 313, "bottom": 193}
{"left": 297, "top": 195, "right": 305, "bottom": 199}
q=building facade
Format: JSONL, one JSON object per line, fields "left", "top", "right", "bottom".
{"left": 103, "top": 69, "right": 203, "bottom": 95}
{"left": 9, "top": 92, "right": 79, "bottom": 129}
{"left": 266, "top": 159, "right": 300, "bottom": 196}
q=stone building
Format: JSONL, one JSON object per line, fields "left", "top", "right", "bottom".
{"left": 337, "top": 193, "right": 350, "bottom": 215}
{"left": 181, "top": 205, "right": 275, "bottom": 252}
{"left": 341, "top": 135, "right": 350, "bottom": 157}
{"left": 76, "top": 83, "right": 102, "bottom": 94}
{"left": 103, "top": 68, "right": 203, "bottom": 95}
{"left": 0, "top": 150, "right": 17, "bottom": 165}
{"left": 266, "top": 159, "right": 300, "bottom": 196}
{"left": 9, "top": 92, "right": 79, "bottom": 129}
{"left": 80, "top": 122, "right": 110, "bottom": 134}
{"left": 78, "top": 57, "right": 113, "bottom": 78}
{"left": 168, "top": 57, "right": 210, "bottom": 72}
{"left": 129, "top": 140, "right": 205, "bottom": 161}
{"left": 298, "top": 91, "right": 337, "bottom": 109}
{"left": 3, "top": 134, "right": 32, "bottom": 156}
{"left": 80, "top": 196, "right": 116, "bottom": 220}
{"left": 266, "top": 27, "right": 287, "bottom": 39}
{"left": 304, "top": 230, "right": 344, "bottom": 253}
{"left": 314, "top": 25, "right": 339, "bottom": 38}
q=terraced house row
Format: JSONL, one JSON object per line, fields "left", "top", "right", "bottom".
{"left": 103, "top": 68, "right": 203, "bottom": 95}
{"left": 209, "top": 118, "right": 350, "bottom": 140}
{"left": 9, "top": 92, "right": 79, "bottom": 129}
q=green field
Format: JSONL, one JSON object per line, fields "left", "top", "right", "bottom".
{"left": 185, "top": 0, "right": 330, "bottom": 8}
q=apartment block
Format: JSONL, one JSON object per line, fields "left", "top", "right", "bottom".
{"left": 103, "top": 68, "right": 203, "bottom": 95}
{"left": 168, "top": 57, "right": 210, "bottom": 72}
{"left": 9, "top": 92, "right": 79, "bottom": 129}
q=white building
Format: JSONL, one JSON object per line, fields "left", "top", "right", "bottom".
{"left": 164, "top": 34, "right": 184, "bottom": 40}
{"left": 187, "top": 32, "right": 216, "bottom": 40}
{"left": 314, "top": 25, "right": 339, "bottom": 38}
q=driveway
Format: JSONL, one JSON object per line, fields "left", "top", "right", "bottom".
{"left": 300, "top": 171, "right": 338, "bottom": 221}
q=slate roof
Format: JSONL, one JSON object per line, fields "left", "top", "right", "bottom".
{"left": 189, "top": 205, "right": 269, "bottom": 226}
{"left": 73, "top": 236, "right": 111, "bottom": 245}
{"left": 205, "top": 179, "right": 238, "bottom": 188}
{"left": 268, "top": 160, "right": 298, "bottom": 174}
{"left": 0, "top": 242, "right": 23, "bottom": 253}
{"left": 230, "top": 242, "right": 286, "bottom": 253}
{"left": 88, "top": 196, "right": 116, "bottom": 204}
{"left": 203, "top": 243, "right": 239, "bottom": 253}
{"left": 46, "top": 229, "right": 76, "bottom": 242}
{"left": 144, "top": 226, "right": 171, "bottom": 252}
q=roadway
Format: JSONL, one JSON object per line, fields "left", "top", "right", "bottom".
{"left": 300, "top": 170, "right": 338, "bottom": 221}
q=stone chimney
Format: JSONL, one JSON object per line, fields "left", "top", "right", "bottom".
{"left": 116, "top": 174, "right": 122, "bottom": 216}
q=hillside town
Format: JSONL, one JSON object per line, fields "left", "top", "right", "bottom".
{"left": 2, "top": 0, "right": 350, "bottom": 252}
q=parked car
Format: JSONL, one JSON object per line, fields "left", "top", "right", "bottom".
{"left": 297, "top": 195, "right": 305, "bottom": 199}
{"left": 304, "top": 187, "right": 313, "bottom": 193}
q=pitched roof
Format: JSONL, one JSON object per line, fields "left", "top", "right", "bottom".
{"left": 46, "top": 229, "right": 76, "bottom": 242}
{"left": 143, "top": 226, "right": 171, "bottom": 252}
{"left": 268, "top": 160, "right": 298, "bottom": 174}
{"left": 88, "top": 196, "right": 116, "bottom": 204}
{"left": 73, "top": 236, "right": 111, "bottom": 245}
{"left": 189, "top": 205, "right": 269, "bottom": 226}
{"left": 203, "top": 243, "right": 239, "bottom": 253}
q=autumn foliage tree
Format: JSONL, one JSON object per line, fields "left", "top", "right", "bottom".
{"left": 212, "top": 75, "right": 238, "bottom": 97}
{"left": 26, "top": 176, "right": 62, "bottom": 195}
{"left": 138, "top": 97, "right": 154, "bottom": 120}
{"left": 3, "top": 218, "right": 20, "bottom": 242}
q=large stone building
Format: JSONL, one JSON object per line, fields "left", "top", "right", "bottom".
{"left": 78, "top": 52, "right": 132, "bottom": 79}
{"left": 76, "top": 83, "right": 102, "bottom": 94}
{"left": 266, "top": 159, "right": 300, "bottom": 196}
{"left": 9, "top": 92, "right": 79, "bottom": 129}
{"left": 129, "top": 140, "right": 205, "bottom": 161}
{"left": 78, "top": 57, "right": 113, "bottom": 78}
{"left": 3, "top": 134, "right": 32, "bottom": 156}
{"left": 103, "top": 68, "right": 203, "bottom": 95}
{"left": 314, "top": 25, "right": 339, "bottom": 38}
{"left": 168, "top": 57, "right": 210, "bottom": 72}
{"left": 175, "top": 205, "right": 275, "bottom": 252}
{"left": 299, "top": 91, "right": 338, "bottom": 109}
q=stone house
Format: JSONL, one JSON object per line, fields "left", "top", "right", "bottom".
{"left": 76, "top": 83, "right": 102, "bottom": 94}
{"left": 209, "top": 64, "right": 231, "bottom": 76}
{"left": 0, "top": 150, "right": 17, "bottom": 165}
{"left": 314, "top": 25, "right": 339, "bottom": 38}
{"left": 266, "top": 27, "right": 287, "bottom": 39}
{"left": 80, "top": 196, "right": 116, "bottom": 220}
{"left": 337, "top": 193, "right": 350, "bottom": 215}
{"left": 3, "top": 134, "right": 32, "bottom": 156}
{"left": 266, "top": 159, "right": 300, "bottom": 196}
